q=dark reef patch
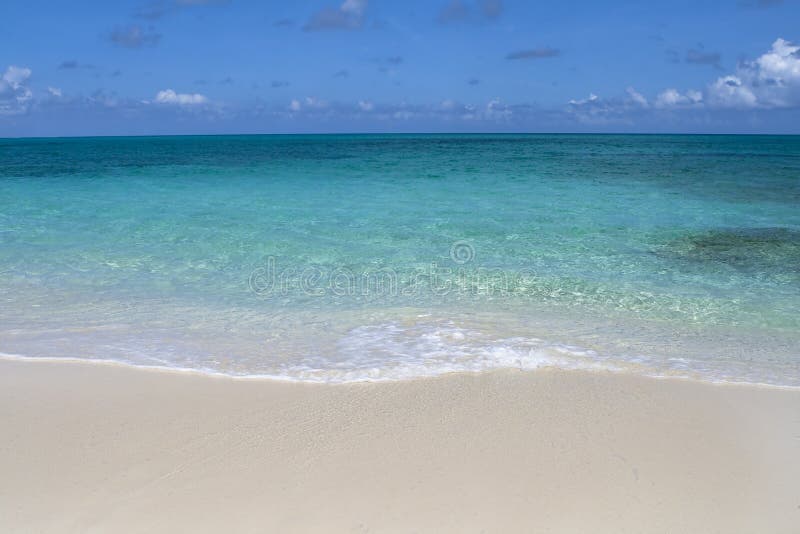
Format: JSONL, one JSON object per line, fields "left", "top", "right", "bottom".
{"left": 657, "top": 227, "right": 800, "bottom": 277}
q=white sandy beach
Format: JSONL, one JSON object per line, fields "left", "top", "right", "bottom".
{"left": 1, "top": 359, "right": 798, "bottom": 533}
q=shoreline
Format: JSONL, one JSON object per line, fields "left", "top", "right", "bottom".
{"left": 1, "top": 350, "right": 797, "bottom": 390}
{"left": 2, "top": 358, "right": 798, "bottom": 533}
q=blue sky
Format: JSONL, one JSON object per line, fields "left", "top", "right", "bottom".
{"left": 2, "top": 0, "right": 800, "bottom": 136}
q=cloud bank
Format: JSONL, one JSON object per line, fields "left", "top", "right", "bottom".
{"left": 154, "top": 89, "right": 208, "bottom": 105}
{"left": 568, "top": 37, "right": 800, "bottom": 122}
{"left": 707, "top": 38, "right": 800, "bottom": 108}
{"left": 3, "top": 38, "right": 800, "bottom": 135}
{"left": 0, "top": 66, "right": 33, "bottom": 115}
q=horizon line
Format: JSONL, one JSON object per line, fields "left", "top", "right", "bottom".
{"left": 4, "top": 131, "right": 800, "bottom": 141}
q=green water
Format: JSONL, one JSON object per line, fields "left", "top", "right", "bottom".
{"left": 1, "top": 134, "right": 798, "bottom": 384}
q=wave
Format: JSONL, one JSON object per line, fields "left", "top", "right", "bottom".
{"left": 2, "top": 320, "right": 797, "bottom": 388}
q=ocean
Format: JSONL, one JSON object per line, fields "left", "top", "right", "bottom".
{"left": 1, "top": 134, "right": 798, "bottom": 385}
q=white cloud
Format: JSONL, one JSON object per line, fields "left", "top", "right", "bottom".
{"left": 655, "top": 88, "right": 703, "bottom": 108}
{"left": 757, "top": 38, "right": 800, "bottom": 79}
{"left": 3, "top": 66, "right": 32, "bottom": 88}
{"left": 626, "top": 87, "right": 648, "bottom": 107}
{"left": 568, "top": 93, "right": 599, "bottom": 106}
{"left": 288, "top": 96, "right": 327, "bottom": 112}
{"left": 154, "top": 89, "right": 208, "bottom": 105}
{"left": 47, "top": 87, "right": 62, "bottom": 98}
{"left": 563, "top": 37, "right": 799, "bottom": 118}
{"left": 0, "top": 65, "right": 33, "bottom": 115}
{"left": 708, "top": 38, "right": 800, "bottom": 108}
{"left": 707, "top": 76, "right": 757, "bottom": 108}
{"left": 485, "top": 98, "right": 512, "bottom": 120}
{"left": 566, "top": 89, "right": 651, "bottom": 124}
{"left": 272, "top": 97, "right": 521, "bottom": 125}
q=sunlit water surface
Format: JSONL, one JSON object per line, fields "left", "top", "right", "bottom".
{"left": 1, "top": 134, "right": 798, "bottom": 385}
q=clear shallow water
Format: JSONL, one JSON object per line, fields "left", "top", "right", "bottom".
{"left": 1, "top": 134, "right": 798, "bottom": 385}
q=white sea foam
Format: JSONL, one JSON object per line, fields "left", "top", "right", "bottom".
{"left": 1, "top": 318, "right": 797, "bottom": 388}
{"left": 0, "top": 323, "right": 609, "bottom": 383}
{"left": 275, "top": 321, "right": 625, "bottom": 382}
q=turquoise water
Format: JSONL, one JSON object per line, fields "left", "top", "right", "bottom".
{"left": 1, "top": 134, "right": 799, "bottom": 385}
